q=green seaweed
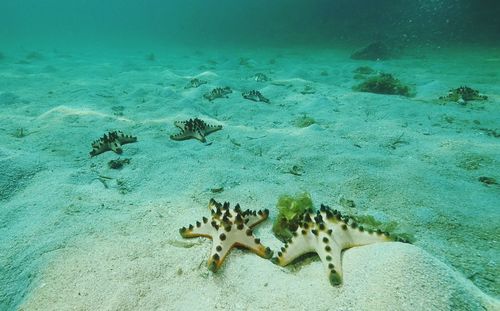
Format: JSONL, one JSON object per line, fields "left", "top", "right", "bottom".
{"left": 272, "top": 192, "right": 314, "bottom": 242}
{"left": 353, "top": 72, "right": 411, "bottom": 97}
{"left": 293, "top": 114, "right": 316, "bottom": 128}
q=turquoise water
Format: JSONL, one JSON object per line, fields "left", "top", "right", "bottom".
{"left": 1, "top": 1, "right": 499, "bottom": 310}
{"left": 1, "top": 0, "right": 499, "bottom": 47}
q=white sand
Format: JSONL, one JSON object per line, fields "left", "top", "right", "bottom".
{"left": 1, "top": 45, "right": 499, "bottom": 310}
{"left": 17, "top": 240, "right": 499, "bottom": 311}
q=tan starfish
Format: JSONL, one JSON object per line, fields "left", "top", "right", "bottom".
{"left": 89, "top": 131, "right": 137, "bottom": 157}
{"left": 184, "top": 78, "right": 208, "bottom": 89}
{"left": 179, "top": 199, "right": 273, "bottom": 272}
{"left": 253, "top": 73, "right": 270, "bottom": 82}
{"left": 170, "top": 118, "right": 222, "bottom": 143}
{"left": 203, "top": 87, "right": 232, "bottom": 101}
{"left": 242, "top": 90, "right": 270, "bottom": 103}
{"left": 273, "top": 204, "right": 409, "bottom": 285}
{"left": 439, "top": 86, "right": 488, "bottom": 104}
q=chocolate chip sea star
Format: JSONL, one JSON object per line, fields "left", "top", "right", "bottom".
{"left": 273, "top": 204, "right": 409, "bottom": 285}
{"left": 170, "top": 118, "right": 222, "bottom": 143}
{"left": 89, "top": 131, "right": 137, "bottom": 157}
{"left": 179, "top": 199, "right": 273, "bottom": 272}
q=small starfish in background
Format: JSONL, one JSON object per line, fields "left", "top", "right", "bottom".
{"left": 184, "top": 78, "right": 207, "bottom": 89}
{"left": 242, "top": 90, "right": 270, "bottom": 103}
{"left": 439, "top": 86, "right": 488, "bottom": 104}
{"left": 203, "top": 87, "right": 232, "bottom": 101}
{"left": 273, "top": 204, "right": 409, "bottom": 285}
{"left": 253, "top": 73, "right": 270, "bottom": 82}
{"left": 89, "top": 131, "right": 137, "bottom": 157}
{"left": 179, "top": 199, "right": 273, "bottom": 272}
{"left": 170, "top": 118, "right": 222, "bottom": 143}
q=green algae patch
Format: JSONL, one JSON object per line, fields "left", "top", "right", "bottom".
{"left": 272, "top": 192, "right": 314, "bottom": 242}
{"left": 354, "top": 72, "right": 412, "bottom": 97}
{"left": 293, "top": 114, "right": 316, "bottom": 128}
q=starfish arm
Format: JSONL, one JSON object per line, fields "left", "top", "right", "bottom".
{"left": 274, "top": 231, "right": 315, "bottom": 266}
{"left": 110, "top": 140, "right": 123, "bottom": 154}
{"left": 179, "top": 220, "right": 214, "bottom": 238}
{"left": 231, "top": 225, "right": 273, "bottom": 259}
{"left": 260, "top": 97, "right": 270, "bottom": 103}
{"left": 173, "top": 121, "right": 186, "bottom": 129}
{"left": 334, "top": 225, "right": 393, "bottom": 249}
{"left": 116, "top": 133, "right": 138, "bottom": 144}
{"left": 207, "top": 224, "right": 272, "bottom": 272}
{"left": 320, "top": 209, "right": 393, "bottom": 249}
{"left": 118, "top": 137, "right": 137, "bottom": 144}
{"left": 203, "top": 125, "right": 222, "bottom": 135}
{"left": 89, "top": 141, "right": 110, "bottom": 157}
{"left": 315, "top": 232, "right": 344, "bottom": 285}
{"left": 244, "top": 210, "right": 269, "bottom": 228}
{"left": 207, "top": 234, "right": 226, "bottom": 272}
{"left": 170, "top": 133, "right": 193, "bottom": 141}
{"left": 194, "top": 130, "right": 207, "bottom": 142}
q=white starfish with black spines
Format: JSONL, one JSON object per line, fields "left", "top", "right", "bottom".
{"left": 242, "top": 90, "right": 270, "bottom": 104}
{"left": 179, "top": 199, "right": 273, "bottom": 272}
{"left": 184, "top": 78, "right": 208, "bottom": 89}
{"left": 203, "top": 86, "right": 232, "bottom": 101}
{"left": 272, "top": 204, "right": 409, "bottom": 285}
{"left": 170, "top": 118, "right": 222, "bottom": 143}
{"left": 89, "top": 131, "right": 137, "bottom": 157}
{"left": 252, "top": 73, "right": 270, "bottom": 82}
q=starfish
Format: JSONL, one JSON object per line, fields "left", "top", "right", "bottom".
{"left": 170, "top": 118, "right": 222, "bottom": 143}
{"left": 89, "top": 131, "right": 137, "bottom": 157}
{"left": 272, "top": 204, "right": 409, "bottom": 286}
{"left": 203, "top": 87, "right": 232, "bottom": 101}
{"left": 253, "top": 73, "right": 270, "bottom": 82}
{"left": 179, "top": 199, "right": 273, "bottom": 272}
{"left": 439, "top": 86, "right": 488, "bottom": 104}
{"left": 184, "top": 78, "right": 207, "bottom": 89}
{"left": 242, "top": 90, "right": 270, "bottom": 104}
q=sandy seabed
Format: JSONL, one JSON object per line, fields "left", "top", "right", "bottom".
{"left": 0, "top": 45, "right": 499, "bottom": 310}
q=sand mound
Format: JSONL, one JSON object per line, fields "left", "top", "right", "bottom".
{"left": 0, "top": 149, "right": 43, "bottom": 201}
{"left": 341, "top": 243, "right": 498, "bottom": 311}
{"left": 19, "top": 237, "right": 497, "bottom": 310}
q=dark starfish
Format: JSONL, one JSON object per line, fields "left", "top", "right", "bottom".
{"left": 89, "top": 131, "right": 137, "bottom": 157}
{"left": 184, "top": 78, "right": 208, "bottom": 89}
{"left": 170, "top": 118, "right": 222, "bottom": 143}
{"left": 439, "top": 86, "right": 488, "bottom": 103}
{"left": 203, "top": 87, "right": 232, "bottom": 101}
{"left": 242, "top": 90, "right": 270, "bottom": 103}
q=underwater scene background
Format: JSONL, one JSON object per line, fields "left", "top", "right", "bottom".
{"left": 1, "top": 0, "right": 499, "bottom": 310}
